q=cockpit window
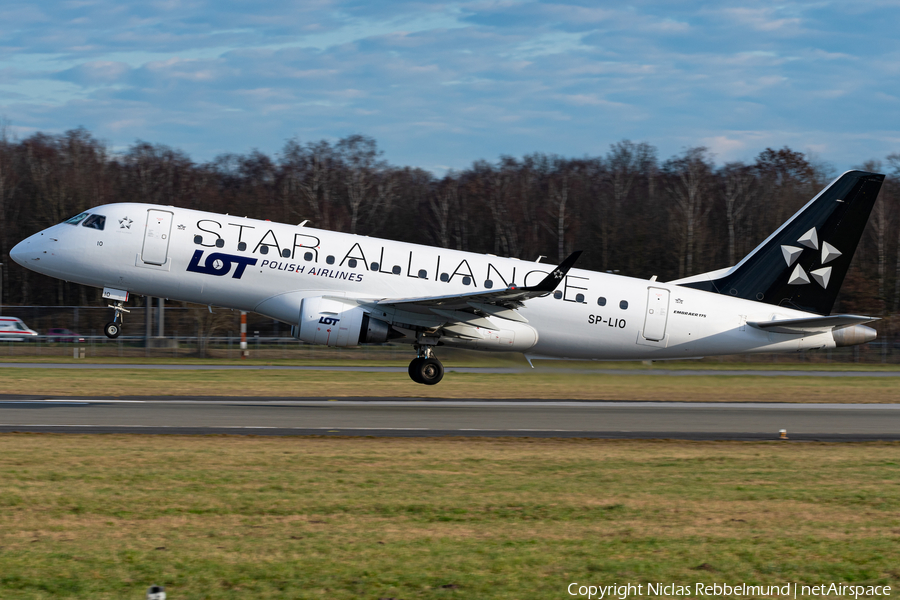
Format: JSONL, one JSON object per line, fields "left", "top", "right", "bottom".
{"left": 64, "top": 212, "right": 90, "bottom": 225}
{"left": 81, "top": 214, "right": 106, "bottom": 230}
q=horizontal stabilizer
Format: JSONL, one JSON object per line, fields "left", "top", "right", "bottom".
{"left": 747, "top": 314, "right": 878, "bottom": 334}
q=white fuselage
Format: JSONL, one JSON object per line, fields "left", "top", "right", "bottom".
{"left": 11, "top": 203, "right": 839, "bottom": 359}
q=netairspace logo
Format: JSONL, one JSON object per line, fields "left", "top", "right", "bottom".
{"left": 567, "top": 582, "right": 892, "bottom": 599}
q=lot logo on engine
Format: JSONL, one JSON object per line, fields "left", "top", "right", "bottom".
{"left": 318, "top": 316, "right": 340, "bottom": 325}
{"left": 187, "top": 250, "right": 258, "bottom": 279}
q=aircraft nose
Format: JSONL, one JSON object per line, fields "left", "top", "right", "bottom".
{"left": 9, "top": 230, "right": 52, "bottom": 268}
{"left": 9, "top": 238, "right": 30, "bottom": 267}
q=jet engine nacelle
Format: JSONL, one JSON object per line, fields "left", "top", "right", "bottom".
{"left": 291, "top": 296, "right": 391, "bottom": 347}
{"left": 832, "top": 324, "right": 877, "bottom": 347}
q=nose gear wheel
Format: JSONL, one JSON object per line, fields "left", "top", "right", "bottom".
{"left": 104, "top": 300, "right": 130, "bottom": 339}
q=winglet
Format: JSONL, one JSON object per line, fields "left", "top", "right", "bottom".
{"left": 523, "top": 251, "right": 583, "bottom": 293}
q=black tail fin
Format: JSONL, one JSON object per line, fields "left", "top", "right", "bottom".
{"left": 680, "top": 170, "right": 884, "bottom": 315}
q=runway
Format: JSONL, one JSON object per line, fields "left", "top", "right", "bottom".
{"left": 1, "top": 395, "right": 899, "bottom": 441}
{"left": 2, "top": 363, "right": 900, "bottom": 377}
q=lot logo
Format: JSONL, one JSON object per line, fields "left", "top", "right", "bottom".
{"left": 187, "top": 250, "right": 257, "bottom": 279}
{"left": 318, "top": 316, "right": 340, "bottom": 325}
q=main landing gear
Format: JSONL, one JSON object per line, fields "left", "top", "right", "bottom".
{"left": 104, "top": 301, "right": 130, "bottom": 339}
{"left": 408, "top": 344, "right": 444, "bottom": 385}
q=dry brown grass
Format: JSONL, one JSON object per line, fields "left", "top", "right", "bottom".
{"left": 1, "top": 367, "right": 900, "bottom": 401}
{"left": 0, "top": 435, "right": 898, "bottom": 598}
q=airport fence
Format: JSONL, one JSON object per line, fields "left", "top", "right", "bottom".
{"left": 0, "top": 305, "right": 899, "bottom": 364}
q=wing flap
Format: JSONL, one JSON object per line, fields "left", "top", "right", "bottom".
{"left": 374, "top": 251, "right": 583, "bottom": 313}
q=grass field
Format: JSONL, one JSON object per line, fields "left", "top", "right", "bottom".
{"left": 2, "top": 366, "right": 900, "bottom": 402}
{"left": 0, "top": 435, "right": 897, "bottom": 599}
{"left": 3, "top": 353, "right": 900, "bottom": 370}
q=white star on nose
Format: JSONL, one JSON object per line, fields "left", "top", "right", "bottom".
{"left": 118, "top": 217, "right": 132, "bottom": 229}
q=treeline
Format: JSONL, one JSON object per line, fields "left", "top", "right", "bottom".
{"left": 1, "top": 127, "right": 899, "bottom": 316}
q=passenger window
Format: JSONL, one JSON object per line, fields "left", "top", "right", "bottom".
{"left": 440, "top": 273, "right": 449, "bottom": 282}
{"left": 484, "top": 279, "right": 493, "bottom": 289}
{"left": 392, "top": 265, "right": 401, "bottom": 275}
{"left": 305, "top": 252, "right": 314, "bottom": 261}
{"left": 348, "top": 259, "right": 358, "bottom": 268}
{"left": 462, "top": 276, "right": 471, "bottom": 286}
{"left": 326, "top": 255, "right": 335, "bottom": 264}
{"left": 418, "top": 269, "right": 427, "bottom": 279}
{"left": 238, "top": 242, "right": 247, "bottom": 251}
{"left": 65, "top": 212, "right": 90, "bottom": 225}
{"left": 553, "top": 291, "right": 563, "bottom": 299}
{"left": 370, "top": 262, "right": 380, "bottom": 270}
{"left": 619, "top": 300, "right": 628, "bottom": 310}
{"left": 597, "top": 297, "right": 607, "bottom": 306}
{"left": 81, "top": 214, "right": 106, "bottom": 230}
{"left": 576, "top": 293, "right": 585, "bottom": 303}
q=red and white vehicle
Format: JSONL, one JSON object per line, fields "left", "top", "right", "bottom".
{"left": 0, "top": 317, "right": 39, "bottom": 341}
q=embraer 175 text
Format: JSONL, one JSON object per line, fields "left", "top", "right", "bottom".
{"left": 10, "top": 170, "right": 884, "bottom": 384}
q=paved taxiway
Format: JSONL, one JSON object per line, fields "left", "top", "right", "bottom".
{"left": 1, "top": 396, "right": 898, "bottom": 441}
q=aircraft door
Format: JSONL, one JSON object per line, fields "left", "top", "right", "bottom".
{"left": 642, "top": 287, "right": 670, "bottom": 341}
{"left": 141, "top": 209, "right": 174, "bottom": 265}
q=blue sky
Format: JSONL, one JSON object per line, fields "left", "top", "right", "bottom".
{"left": 1, "top": 0, "right": 898, "bottom": 172}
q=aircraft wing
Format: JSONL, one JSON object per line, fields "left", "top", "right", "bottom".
{"left": 370, "top": 251, "right": 582, "bottom": 324}
{"left": 747, "top": 314, "right": 878, "bottom": 334}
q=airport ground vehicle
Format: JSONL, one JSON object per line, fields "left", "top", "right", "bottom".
{"left": 0, "top": 316, "right": 39, "bottom": 341}
{"left": 46, "top": 328, "right": 86, "bottom": 343}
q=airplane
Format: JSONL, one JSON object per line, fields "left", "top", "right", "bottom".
{"left": 9, "top": 170, "right": 883, "bottom": 385}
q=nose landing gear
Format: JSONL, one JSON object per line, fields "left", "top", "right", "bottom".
{"left": 104, "top": 301, "right": 130, "bottom": 339}
{"left": 408, "top": 344, "right": 444, "bottom": 385}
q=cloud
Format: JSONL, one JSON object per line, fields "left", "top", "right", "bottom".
{"left": 717, "top": 7, "right": 803, "bottom": 33}
{"left": 58, "top": 60, "right": 131, "bottom": 84}
{"left": 0, "top": 0, "right": 897, "bottom": 171}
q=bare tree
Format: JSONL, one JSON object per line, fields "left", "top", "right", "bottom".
{"left": 888, "top": 153, "right": 900, "bottom": 312}
{"left": 721, "top": 162, "right": 758, "bottom": 266}
{"left": 428, "top": 174, "right": 460, "bottom": 248}
{"left": 542, "top": 171, "right": 569, "bottom": 262}
{"left": 185, "top": 304, "right": 238, "bottom": 357}
{"left": 283, "top": 139, "right": 336, "bottom": 229}
{"left": 0, "top": 118, "right": 20, "bottom": 309}
{"left": 664, "top": 147, "right": 714, "bottom": 278}
{"left": 336, "top": 135, "right": 393, "bottom": 235}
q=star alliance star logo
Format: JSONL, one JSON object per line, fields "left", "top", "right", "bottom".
{"left": 552, "top": 269, "right": 563, "bottom": 279}
{"left": 118, "top": 216, "right": 132, "bottom": 229}
{"left": 781, "top": 227, "right": 841, "bottom": 288}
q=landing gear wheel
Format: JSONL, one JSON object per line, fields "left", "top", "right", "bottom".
{"left": 104, "top": 322, "right": 121, "bottom": 339}
{"left": 413, "top": 357, "right": 444, "bottom": 385}
{"left": 408, "top": 358, "right": 425, "bottom": 384}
